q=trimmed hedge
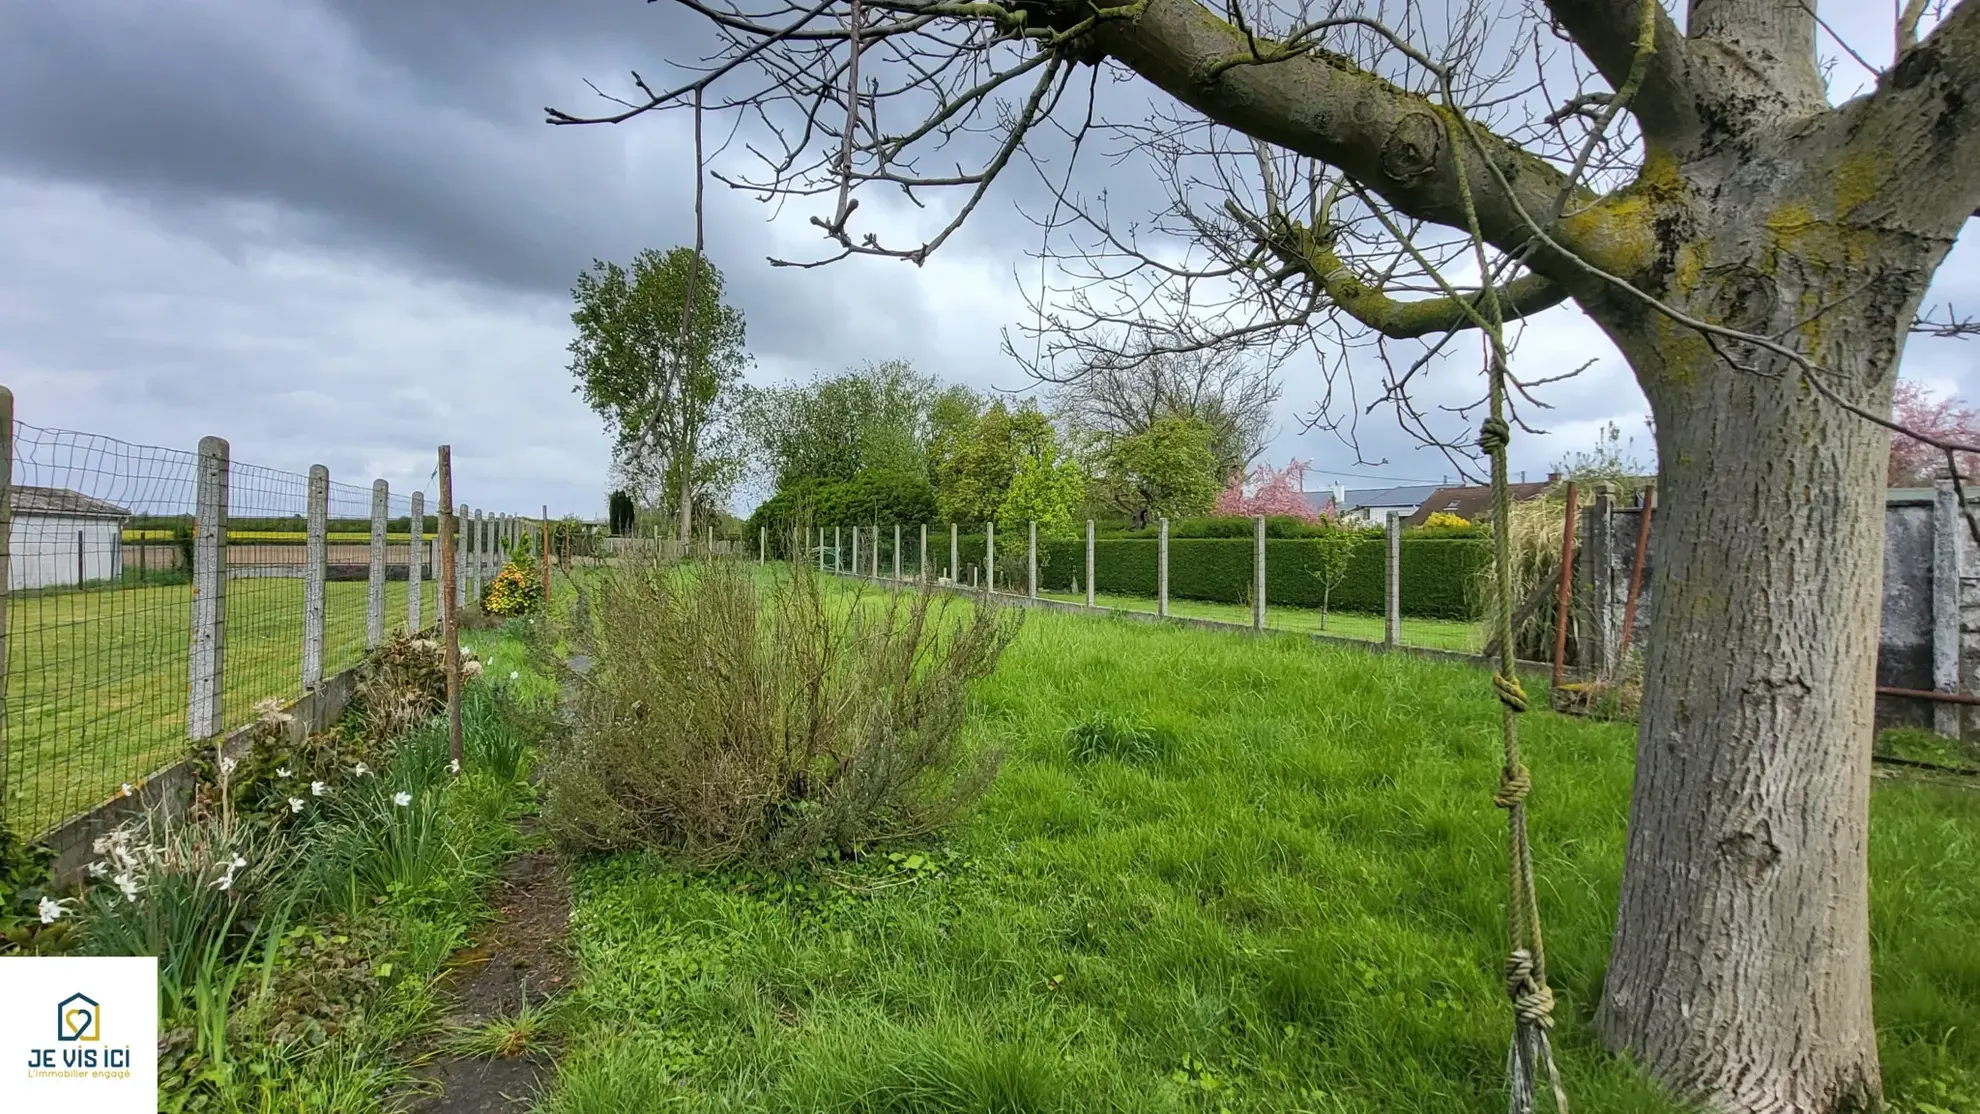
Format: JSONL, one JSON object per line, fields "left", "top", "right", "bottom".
{"left": 1039, "top": 536, "right": 1487, "bottom": 620}
{"left": 816, "top": 524, "right": 1488, "bottom": 619}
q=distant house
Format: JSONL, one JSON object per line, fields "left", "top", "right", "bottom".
{"left": 1403, "top": 475, "right": 1558, "bottom": 526}
{"left": 1302, "top": 483, "right": 1445, "bottom": 525}
{"left": 10, "top": 485, "right": 133, "bottom": 590}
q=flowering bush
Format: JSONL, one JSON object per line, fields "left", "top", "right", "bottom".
{"left": 1423, "top": 511, "right": 1471, "bottom": 529}
{"left": 482, "top": 553, "right": 544, "bottom": 617}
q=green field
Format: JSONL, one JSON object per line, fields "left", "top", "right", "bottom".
{"left": 536, "top": 595, "right": 1980, "bottom": 1113}
{"left": 1038, "top": 588, "right": 1486, "bottom": 653}
{"left": 122, "top": 530, "right": 437, "bottom": 544}
{"left": 4, "top": 578, "right": 440, "bottom": 834}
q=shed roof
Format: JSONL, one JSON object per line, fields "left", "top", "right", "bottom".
{"left": 11, "top": 485, "right": 133, "bottom": 519}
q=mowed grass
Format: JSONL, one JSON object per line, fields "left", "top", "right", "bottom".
{"left": 6, "top": 577, "right": 441, "bottom": 833}
{"left": 1039, "top": 588, "right": 1485, "bottom": 653}
{"left": 541, "top": 602, "right": 1980, "bottom": 1113}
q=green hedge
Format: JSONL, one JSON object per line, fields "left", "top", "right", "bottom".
{"left": 812, "top": 525, "right": 1488, "bottom": 619}
{"left": 1037, "top": 536, "right": 1486, "bottom": 620}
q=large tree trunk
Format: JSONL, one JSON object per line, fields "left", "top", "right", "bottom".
{"left": 1580, "top": 126, "right": 1955, "bottom": 1105}
{"left": 1594, "top": 332, "right": 1889, "bottom": 1113}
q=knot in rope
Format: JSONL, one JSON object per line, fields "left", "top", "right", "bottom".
{"left": 1493, "top": 763, "right": 1531, "bottom": 809}
{"left": 1492, "top": 671, "right": 1527, "bottom": 713}
{"left": 1504, "top": 949, "right": 1555, "bottom": 1029}
{"left": 1477, "top": 415, "right": 1510, "bottom": 456}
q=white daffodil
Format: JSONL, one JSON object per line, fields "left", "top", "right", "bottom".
{"left": 276, "top": 767, "right": 292, "bottom": 779}
{"left": 353, "top": 762, "right": 372, "bottom": 777}
{"left": 119, "top": 783, "right": 135, "bottom": 798}
{"left": 509, "top": 670, "right": 519, "bottom": 680}
{"left": 393, "top": 791, "right": 412, "bottom": 807}
{"left": 214, "top": 854, "right": 248, "bottom": 892}
{"left": 113, "top": 873, "right": 140, "bottom": 903}
{"left": 311, "top": 781, "right": 327, "bottom": 797}
{"left": 87, "top": 860, "right": 109, "bottom": 879}
{"left": 288, "top": 797, "right": 304, "bottom": 813}
{"left": 219, "top": 755, "right": 238, "bottom": 777}
{"left": 37, "top": 896, "right": 66, "bottom": 924}
{"left": 448, "top": 758, "right": 461, "bottom": 775}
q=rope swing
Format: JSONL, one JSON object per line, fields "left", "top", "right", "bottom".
{"left": 1443, "top": 122, "right": 1569, "bottom": 1114}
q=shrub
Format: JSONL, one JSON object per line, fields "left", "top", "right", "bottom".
{"left": 483, "top": 553, "right": 544, "bottom": 617}
{"left": 543, "top": 559, "right": 1022, "bottom": 864}
{"left": 1422, "top": 511, "right": 1471, "bottom": 529}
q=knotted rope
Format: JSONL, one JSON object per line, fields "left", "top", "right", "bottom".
{"left": 1445, "top": 117, "right": 1568, "bottom": 1114}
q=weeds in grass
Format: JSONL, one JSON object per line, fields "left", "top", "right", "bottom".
{"left": 441, "top": 995, "right": 559, "bottom": 1061}
{"left": 544, "top": 559, "right": 1021, "bottom": 864}
{"left": 1064, "top": 713, "right": 1169, "bottom": 765}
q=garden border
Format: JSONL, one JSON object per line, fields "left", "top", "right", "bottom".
{"left": 38, "top": 636, "right": 421, "bottom": 885}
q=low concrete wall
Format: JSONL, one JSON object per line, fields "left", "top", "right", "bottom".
{"left": 40, "top": 651, "right": 373, "bottom": 884}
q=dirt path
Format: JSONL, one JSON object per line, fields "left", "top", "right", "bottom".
{"left": 406, "top": 836, "right": 575, "bottom": 1113}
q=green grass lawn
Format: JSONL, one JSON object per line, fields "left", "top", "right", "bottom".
{"left": 1038, "top": 588, "right": 1485, "bottom": 653}
{"left": 5, "top": 577, "right": 441, "bottom": 834}
{"left": 535, "top": 601, "right": 1980, "bottom": 1113}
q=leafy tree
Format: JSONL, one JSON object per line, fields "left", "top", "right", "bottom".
{"left": 745, "top": 360, "right": 939, "bottom": 487}
{"left": 1308, "top": 525, "right": 1361, "bottom": 630}
{"left": 569, "top": 247, "right": 748, "bottom": 546}
{"left": 999, "top": 447, "right": 1087, "bottom": 538}
{"left": 1096, "top": 414, "right": 1221, "bottom": 528}
{"left": 1888, "top": 380, "right": 1980, "bottom": 485}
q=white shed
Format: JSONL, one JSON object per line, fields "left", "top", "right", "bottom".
{"left": 10, "top": 486, "right": 132, "bottom": 590}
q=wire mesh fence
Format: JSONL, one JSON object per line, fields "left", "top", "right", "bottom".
{"left": 3, "top": 412, "right": 526, "bottom": 838}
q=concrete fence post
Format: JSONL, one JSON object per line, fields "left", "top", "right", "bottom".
{"left": 1586, "top": 484, "right": 1618, "bottom": 677}
{"left": 949, "top": 523, "right": 958, "bottom": 583}
{"left": 408, "top": 490, "right": 425, "bottom": 633}
{"left": 1158, "top": 517, "right": 1170, "bottom": 618}
{"left": 760, "top": 525, "right": 767, "bottom": 564}
{"left": 470, "top": 508, "right": 484, "bottom": 604}
{"left": 818, "top": 527, "right": 826, "bottom": 571}
{"left": 0, "top": 388, "right": 11, "bottom": 801}
{"left": 986, "top": 522, "right": 996, "bottom": 592}
{"left": 303, "top": 465, "right": 329, "bottom": 690}
{"left": 919, "top": 523, "right": 928, "bottom": 584}
{"left": 1934, "top": 478, "right": 1964, "bottom": 736}
{"left": 454, "top": 505, "right": 468, "bottom": 609}
{"left": 871, "top": 525, "right": 880, "bottom": 578}
{"left": 834, "top": 526, "right": 842, "bottom": 572}
{"left": 1254, "top": 514, "right": 1267, "bottom": 631}
{"left": 1086, "top": 519, "right": 1096, "bottom": 608}
{"left": 894, "top": 524, "right": 902, "bottom": 581}
{"left": 367, "top": 479, "right": 388, "bottom": 650}
{"left": 1384, "top": 511, "right": 1401, "bottom": 647}
{"left": 188, "top": 435, "right": 230, "bottom": 740}
{"left": 1028, "top": 520, "right": 1038, "bottom": 599}
{"left": 851, "top": 524, "right": 860, "bottom": 577}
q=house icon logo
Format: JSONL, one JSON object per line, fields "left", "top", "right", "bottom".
{"left": 56, "top": 992, "right": 100, "bottom": 1042}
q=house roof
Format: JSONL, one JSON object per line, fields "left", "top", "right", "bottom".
{"left": 1404, "top": 481, "right": 1553, "bottom": 526}
{"left": 1301, "top": 484, "right": 1444, "bottom": 515}
{"left": 11, "top": 485, "right": 133, "bottom": 519}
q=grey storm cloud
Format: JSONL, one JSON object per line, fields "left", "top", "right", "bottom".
{"left": 0, "top": 0, "right": 1973, "bottom": 515}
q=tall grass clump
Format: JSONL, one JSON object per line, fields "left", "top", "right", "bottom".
{"left": 543, "top": 559, "right": 1022, "bottom": 864}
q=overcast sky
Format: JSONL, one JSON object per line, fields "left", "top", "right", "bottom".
{"left": 1, "top": 0, "right": 1973, "bottom": 518}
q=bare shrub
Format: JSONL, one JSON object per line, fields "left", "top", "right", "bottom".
{"left": 543, "top": 559, "right": 1021, "bottom": 864}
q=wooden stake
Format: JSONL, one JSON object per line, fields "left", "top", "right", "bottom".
{"left": 1552, "top": 482, "right": 1579, "bottom": 689}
